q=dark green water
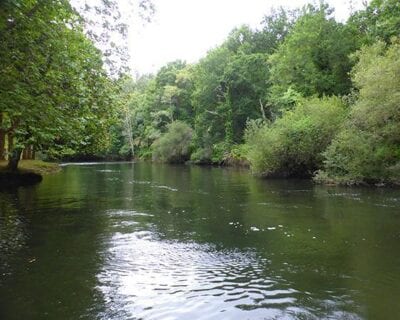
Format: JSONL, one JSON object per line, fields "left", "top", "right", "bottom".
{"left": 1, "top": 162, "right": 400, "bottom": 320}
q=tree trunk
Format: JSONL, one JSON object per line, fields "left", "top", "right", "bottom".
{"left": 0, "top": 131, "right": 5, "bottom": 160}
{"left": 6, "top": 132, "right": 21, "bottom": 171}
{"left": 22, "top": 145, "right": 34, "bottom": 160}
{"left": 22, "top": 147, "right": 28, "bottom": 160}
{"left": 27, "top": 145, "right": 33, "bottom": 160}
{"left": 7, "top": 148, "right": 22, "bottom": 171}
{"left": 259, "top": 99, "right": 267, "bottom": 121}
{"left": 8, "top": 132, "right": 14, "bottom": 155}
{"left": 0, "top": 113, "right": 4, "bottom": 160}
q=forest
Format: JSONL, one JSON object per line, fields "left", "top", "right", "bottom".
{"left": 1, "top": 0, "right": 400, "bottom": 186}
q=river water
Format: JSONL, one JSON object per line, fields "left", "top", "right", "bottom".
{"left": 0, "top": 162, "right": 399, "bottom": 320}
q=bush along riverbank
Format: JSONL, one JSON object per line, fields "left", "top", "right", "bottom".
{"left": 0, "top": 160, "right": 61, "bottom": 187}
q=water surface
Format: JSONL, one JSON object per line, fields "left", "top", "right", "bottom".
{"left": 1, "top": 162, "right": 400, "bottom": 319}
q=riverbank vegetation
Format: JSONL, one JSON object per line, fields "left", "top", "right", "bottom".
{"left": 109, "top": 0, "right": 399, "bottom": 185}
{"left": 0, "top": 160, "right": 60, "bottom": 175}
{"left": 0, "top": 160, "right": 60, "bottom": 186}
{"left": 1, "top": 0, "right": 399, "bottom": 186}
{"left": 0, "top": 0, "right": 119, "bottom": 172}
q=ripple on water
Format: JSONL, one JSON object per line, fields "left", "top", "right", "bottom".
{"left": 106, "top": 210, "right": 154, "bottom": 218}
{"left": 152, "top": 185, "right": 178, "bottom": 192}
{"left": 96, "top": 230, "right": 303, "bottom": 320}
{"left": 105, "top": 210, "right": 155, "bottom": 233}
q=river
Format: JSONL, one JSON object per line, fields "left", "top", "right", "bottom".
{"left": 0, "top": 162, "right": 399, "bottom": 319}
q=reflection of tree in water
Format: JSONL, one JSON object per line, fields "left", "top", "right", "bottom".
{"left": 125, "top": 164, "right": 253, "bottom": 247}
{"left": 121, "top": 164, "right": 400, "bottom": 319}
{"left": 0, "top": 176, "right": 112, "bottom": 319}
{"left": 0, "top": 189, "right": 28, "bottom": 273}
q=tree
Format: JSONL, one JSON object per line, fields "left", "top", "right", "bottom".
{"left": 191, "top": 46, "right": 232, "bottom": 162}
{"left": 269, "top": 3, "right": 358, "bottom": 106}
{"left": 253, "top": 7, "right": 297, "bottom": 54}
{"left": 222, "top": 52, "right": 270, "bottom": 141}
{"left": 148, "top": 60, "right": 189, "bottom": 127}
{"left": 0, "top": 0, "right": 114, "bottom": 170}
{"left": 348, "top": 0, "right": 400, "bottom": 44}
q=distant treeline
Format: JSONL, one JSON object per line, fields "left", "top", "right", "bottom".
{"left": 110, "top": 0, "right": 399, "bottom": 185}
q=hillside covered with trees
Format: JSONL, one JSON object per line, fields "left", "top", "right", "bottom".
{"left": 1, "top": 0, "right": 399, "bottom": 186}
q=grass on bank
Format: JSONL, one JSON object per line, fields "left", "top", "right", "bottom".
{"left": 0, "top": 160, "right": 61, "bottom": 175}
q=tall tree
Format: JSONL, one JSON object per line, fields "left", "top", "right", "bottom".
{"left": 253, "top": 7, "right": 297, "bottom": 54}
{"left": 348, "top": 0, "right": 400, "bottom": 44}
{"left": 0, "top": 0, "right": 114, "bottom": 170}
{"left": 269, "top": 3, "right": 358, "bottom": 106}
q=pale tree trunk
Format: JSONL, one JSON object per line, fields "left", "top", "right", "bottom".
{"left": 259, "top": 99, "right": 273, "bottom": 121}
{"left": 259, "top": 99, "right": 267, "bottom": 121}
{"left": 27, "top": 145, "right": 34, "bottom": 160}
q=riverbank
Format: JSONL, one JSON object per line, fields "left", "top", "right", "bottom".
{"left": 0, "top": 160, "right": 61, "bottom": 187}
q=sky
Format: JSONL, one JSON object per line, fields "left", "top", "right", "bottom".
{"left": 128, "top": 0, "right": 367, "bottom": 75}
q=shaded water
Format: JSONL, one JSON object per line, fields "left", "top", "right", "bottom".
{"left": 1, "top": 162, "right": 400, "bottom": 319}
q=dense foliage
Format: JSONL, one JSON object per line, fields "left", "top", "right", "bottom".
{"left": 315, "top": 41, "right": 400, "bottom": 185}
{"left": 2, "top": 0, "right": 399, "bottom": 185}
{"left": 268, "top": 4, "right": 357, "bottom": 102}
{"left": 246, "top": 97, "right": 346, "bottom": 177}
{"left": 0, "top": 0, "right": 119, "bottom": 169}
{"left": 152, "top": 121, "right": 193, "bottom": 163}
{"left": 103, "top": 0, "right": 400, "bottom": 185}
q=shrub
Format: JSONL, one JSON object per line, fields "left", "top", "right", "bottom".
{"left": 245, "top": 96, "right": 346, "bottom": 177}
{"left": 190, "top": 142, "right": 230, "bottom": 165}
{"left": 316, "top": 41, "right": 400, "bottom": 185}
{"left": 152, "top": 121, "right": 193, "bottom": 163}
{"left": 223, "top": 144, "right": 250, "bottom": 167}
